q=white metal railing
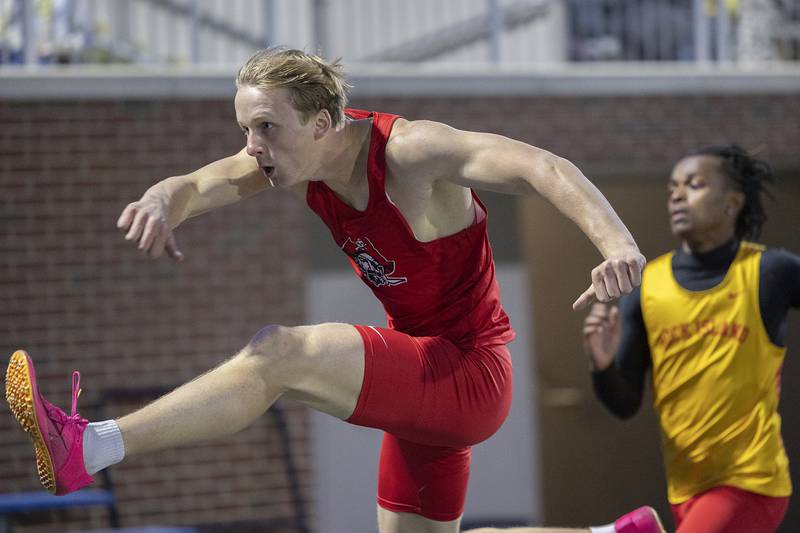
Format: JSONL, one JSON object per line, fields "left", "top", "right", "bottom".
{"left": 0, "top": 0, "right": 797, "bottom": 67}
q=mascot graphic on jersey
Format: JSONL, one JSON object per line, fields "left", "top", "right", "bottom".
{"left": 342, "top": 237, "right": 408, "bottom": 287}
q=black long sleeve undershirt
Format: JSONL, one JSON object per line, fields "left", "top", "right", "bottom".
{"left": 592, "top": 238, "right": 800, "bottom": 419}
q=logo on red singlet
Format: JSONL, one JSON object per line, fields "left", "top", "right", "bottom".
{"left": 342, "top": 237, "right": 408, "bottom": 287}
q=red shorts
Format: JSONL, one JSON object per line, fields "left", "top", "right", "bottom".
{"left": 671, "top": 485, "right": 790, "bottom": 533}
{"left": 346, "top": 325, "right": 513, "bottom": 521}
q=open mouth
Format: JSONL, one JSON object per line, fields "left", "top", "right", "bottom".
{"left": 261, "top": 166, "right": 275, "bottom": 179}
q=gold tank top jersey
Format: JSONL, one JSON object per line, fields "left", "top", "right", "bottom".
{"left": 641, "top": 241, "right": 791, "bottom": 504}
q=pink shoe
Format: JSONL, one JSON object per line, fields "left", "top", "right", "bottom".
{"left": 5, "top": 350, "right": 93, "bottom": 495}
{"left": 615, "top": 506, "right": 666, "bottom": 533}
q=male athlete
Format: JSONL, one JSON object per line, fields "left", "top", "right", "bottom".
{"left": 8, "top": 48, "right": 661, "bottom": 533}
{"left": 584, "top": 145, "right": 797, "bottom": 532}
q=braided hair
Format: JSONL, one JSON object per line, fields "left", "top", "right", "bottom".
{"left": 693, "top": 144, "right": 775, "bottom": 240}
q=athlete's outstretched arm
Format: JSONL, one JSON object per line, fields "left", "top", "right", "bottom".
{"left": 387, "top": 120, "right": 645, "bottom": 309}
{"left": 117, "top": 148, "right": 267, "bottom": 260}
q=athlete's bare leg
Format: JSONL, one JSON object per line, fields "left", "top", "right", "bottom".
{"left": 116, "top": 322, "right": 365, "bottom": 457}
{"left": 115, "top": 319, "right": 595, "bottom": 533}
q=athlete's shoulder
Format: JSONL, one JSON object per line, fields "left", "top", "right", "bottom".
{"left": 386, "top": 119, "right": 448, "bottom": 154}
{"left": 759, "top": 245, "right": 800, "bottom": 277}
{"left": 758, "top": 242, "right": 797, "bottom": 259}
{"left": 386, "top": 119, "right": 460, "bottom": 176}
{"left": 758, "top": 245, "right": 800, "bottom": 307}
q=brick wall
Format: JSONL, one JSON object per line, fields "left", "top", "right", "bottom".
{"left": 350, "top": 94, "right": 800, "bottom": 174}
{"left": 0, "top": 100, "right": 310, "bottom": 532}
{"left": 2, "top": 91, "right": 798, "bottom": 532}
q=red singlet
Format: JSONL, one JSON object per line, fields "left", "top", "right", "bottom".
{"left": 306, "top": 109, "right": 515, "bottom": 520}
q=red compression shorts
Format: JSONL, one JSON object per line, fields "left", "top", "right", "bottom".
{"left": 346, "top": 325, "right": 513, "bottom": 521}
{"left": 671, "top": 485, "right": 790, "bottom": 533}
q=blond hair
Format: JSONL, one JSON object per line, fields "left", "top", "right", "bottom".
{"left": 236, "top": 48, "right": 351, "bottom": 128}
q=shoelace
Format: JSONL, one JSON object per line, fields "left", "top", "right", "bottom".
{"left": 70, "top": 371, "right": 83, "bottom": 418}
{"left": 44, "top": 371, "right": 87, "bottom": 434}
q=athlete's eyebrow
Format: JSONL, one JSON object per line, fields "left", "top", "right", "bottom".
{"left": 237, "top": 115, "right": 276, "bottom": 127}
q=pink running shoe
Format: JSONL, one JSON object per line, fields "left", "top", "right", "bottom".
{"left": 5, "top": 350, "right": 93, "bottom": 495}
{"left": 614, "top": 506, "right": 666, "bottom": 533}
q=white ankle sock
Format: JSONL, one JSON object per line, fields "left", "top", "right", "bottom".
{"left": 82, "top": 420, "right": 125, "bottom": 475}
{"left": 590, "top": 525, "right": 616, "bottom": 533}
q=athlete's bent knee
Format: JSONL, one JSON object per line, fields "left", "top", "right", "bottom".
{"left": 241, "top": 324, "right": 303, "bottom": 367}
{"left": 247, "top": 324, "right": 283, "bottom": 350}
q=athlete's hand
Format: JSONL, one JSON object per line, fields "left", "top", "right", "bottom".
{"left": 572, "top": 251, "right": 645, "bottom": 310}
{"left": 117, "top": 194, "right": 184, "bottom": 261}
{"left": 583, "top": 303, "right": 620, "bottom": 371}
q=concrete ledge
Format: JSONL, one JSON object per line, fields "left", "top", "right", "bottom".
{"left": 1, "top": 62, "right": 799, "bottom": 99}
